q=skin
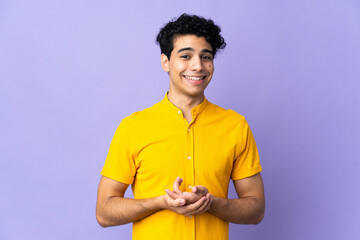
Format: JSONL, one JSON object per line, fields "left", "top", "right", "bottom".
{"left": 161, "top": 35, "right": 214, "bottom": 122}
{"left": 96, "top": 34, "right": 265, "bottom": 227}
{"left": 96, "top": 176, "right": 212, "bottom": 226}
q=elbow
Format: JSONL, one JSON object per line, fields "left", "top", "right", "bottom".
{"left": 96, "top": 200, "right": 115, "bottom": 228}
{"left": 251, "top": 198, "right": 265, "bottom": 225}
{"left": 251, "top": 212, "right": 264, "bottom": 225}
{"left": 232, "top": 210, "right": 264, "bottom": 225}
{"left": 96, "top": 210, "right": 128, "bottom": 227}
{"left": 251, "top": 207, "right": 265, "bottom": 225}
{"left": 96, "top": 213, "right": 109, "bottom": 228}
{"left": 96, "top": 205, "right": 107, "bottom": 227}
{"left": 96, "top": 208, "right": 115, "bottom": 228}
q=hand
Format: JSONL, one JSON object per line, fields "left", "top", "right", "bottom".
{"left": 163, "top": 191, "right": 213, "bottom": 216}
{"left": 162, "top": 177, "right": 213, "bottom": 216}
{"left": 165, "top": 177, "right": 209, "bottom": 204}
{"left": 191, "top": 185, "right": 209, "bottom": 199}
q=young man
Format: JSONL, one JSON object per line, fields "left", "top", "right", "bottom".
{"left": 96, "top": 14, "right": 265, "bottom": 240}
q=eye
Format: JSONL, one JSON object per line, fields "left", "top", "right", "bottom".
{"left": 202, "top": 55, "right": 212, "bottom": 61}
{"left": 180, "top": 55, "right": 190, "bottom": 59}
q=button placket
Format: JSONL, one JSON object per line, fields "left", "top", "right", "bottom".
{"left": 185, "top": 119, "right": 195, "bottom": 239}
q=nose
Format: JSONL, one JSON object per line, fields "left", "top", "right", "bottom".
{"left": 190, "top": 56, "right": 204, "bottom": 72}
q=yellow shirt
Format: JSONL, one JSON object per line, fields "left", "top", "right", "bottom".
{"left": 101, "top": 93, "right": 262, "bottom": 240}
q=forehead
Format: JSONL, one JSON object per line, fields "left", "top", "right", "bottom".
{"left": 172, "top": 34, "right": 212, "bottom": 51}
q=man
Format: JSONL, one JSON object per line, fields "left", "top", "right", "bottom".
{"left": 96, "top": 13, "right": 265, "bottom": 240}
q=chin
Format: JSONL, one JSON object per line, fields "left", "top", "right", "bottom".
{"left": 185, "top": 90, "right": 206, "bottom": 98}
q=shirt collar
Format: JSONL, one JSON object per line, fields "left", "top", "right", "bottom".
{"left": 162, "top": 92, "right": 209, "bottom": 118}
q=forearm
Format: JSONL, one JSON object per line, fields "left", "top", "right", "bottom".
{"left": 208, "top": 196, "right": 265, "bottom": 224}
{"left": 96, "top": 195, "right": 164, "bottom": 227}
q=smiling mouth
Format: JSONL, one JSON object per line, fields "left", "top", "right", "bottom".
{"left": 183, "top": 75, "right": 206, "bottom": 81}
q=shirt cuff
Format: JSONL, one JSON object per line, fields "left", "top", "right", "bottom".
{"left": 231, "top": 165, "right": 262, "bottom": 180}
{"left": 101, "top": 170, "right": 134, "bottom": 185}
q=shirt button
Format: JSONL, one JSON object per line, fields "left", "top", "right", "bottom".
{"left": 189, "top": 215, "right": 193, "bottom": 218}
{"left": 188, "top": 185, "right": 192, "bottom": 189}
{"left": 187, "top": 156, "right": 191, "bottom": 160}
{"left": 187, "top": 128, "right": 190, "bottom": 132}
{"left": 177, "top": 110, "right": 181, "bottom": 114}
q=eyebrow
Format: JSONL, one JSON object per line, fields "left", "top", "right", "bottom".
{"left": 177, "top": 47, "right": 213, "bottom": 55}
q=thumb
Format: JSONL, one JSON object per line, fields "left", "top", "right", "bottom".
{"left": 176, "top": 198, "right": 186, "bottom": 206}
{"left": 165, "top": 189, "right": 179, "bottom": 199}
{"left": 165, "top": 191, "right": 185, "bottom": 207}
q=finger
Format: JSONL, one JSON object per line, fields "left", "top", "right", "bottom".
{"left": 181, "top": 192, "right": 202, "bottom": 204}
{"left": 191, "top": 186, "right": 197, "bottom": 193}
{"left": 173, "top": 177, "right": 183, "bottom": 194}
{"left": 181, "top": 196, "right": 207, "bottom": 216}
{"left": 191, "top": 193, "right": 213, "bottom": 214}
{"left": 195, "top": 186, "right": 208, "bottom": 195}
{"left": 186, "top": 197, "right": 210, "bottom": 216}
{"left": 165, "top": 192, "right": 186, "bottom": 207}
{"left": 198, "top": 196, "right": 211, "bottom": 211}
{"left": 207, "top": 195, "right": 213, "bottom": 211}
{"left": 165, "top": 189, "right": 180, "bottom": 199}
{"left": 202, "top": 194, "right": 213, "bottom": 212}
{"left": 191, "top": 195, "right": 212, "bottom": 214}
{"left": 170, "top": 198, "right": 186, "bottom": 207}
{"left": 176, "top": 198, "right": 186, "bottom": 206}
{"left": 206, "top": 193, "right": 213, "bottom": 204}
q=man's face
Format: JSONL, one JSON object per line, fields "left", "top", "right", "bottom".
{"left": 161, "top": 35, "right": 214, "bottom": 99}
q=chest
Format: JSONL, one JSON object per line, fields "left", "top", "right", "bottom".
{"left": 133, "top": 121, "right": 236, "bottom": 193}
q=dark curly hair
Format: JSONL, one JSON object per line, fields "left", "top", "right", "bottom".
{"left": 156, "top": 13, "right": 226, "bottom": 59}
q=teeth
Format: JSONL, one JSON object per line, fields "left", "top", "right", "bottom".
{"left": 184, "top": 76, "right": 204, "bottom": 81}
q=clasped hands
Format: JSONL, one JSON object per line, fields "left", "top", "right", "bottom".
{"left": 163, "top": 177, "right": 213, "bottom": 216}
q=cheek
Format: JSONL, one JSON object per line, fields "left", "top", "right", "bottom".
{"left": 171, "top": 62, "right": 186, "bottom": 73}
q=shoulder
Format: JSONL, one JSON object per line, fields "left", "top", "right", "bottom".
{"left": 118, "top": 100, "right": 163, "bottom": 128}
{"left": 206, "top": 101, "right": 247, "bottom": 124}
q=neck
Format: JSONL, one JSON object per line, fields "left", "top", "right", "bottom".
{"left": 167, "top": 90, "right": 204, "bottom": 122}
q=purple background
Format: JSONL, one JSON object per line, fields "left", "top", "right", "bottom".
{"left": 1, "top": 0, "right": 359, "bottom": 239}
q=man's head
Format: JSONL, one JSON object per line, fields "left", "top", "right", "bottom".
{"left": 156, "top": 13, "right": 226, "bottom": 60}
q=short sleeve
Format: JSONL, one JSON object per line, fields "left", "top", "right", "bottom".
{"left": 101, "top": 118, "right": 136, "bottom": 184}
{"left": 231, "top": 119, "right": 262, "bottom": 180}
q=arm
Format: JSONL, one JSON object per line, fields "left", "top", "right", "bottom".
{"left": 96, "top": 176, "right": 212, "bottom": 227}
{"left": 165, "top": 177, "right": 210, "bottom": 205}
{"left": 208, "top": 173, "right": 265, "bottom": 224}
{"left": 96, "top": 176, "right": 163, "bottom": 227}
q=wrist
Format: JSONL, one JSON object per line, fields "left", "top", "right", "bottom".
{"left": 153, "top": 195, "right": 167, "bottom": 210}
{"left": 141, "top": 195, "right": 165, "bottom": 212}
{"left": 152, "top": 194, "right": 168, "bottom": 210}
{"left": 158, "top": 195, "right": 167, "bottom": 210}
{"left": 208, "top": 196, "right": 225, "bottom": 213}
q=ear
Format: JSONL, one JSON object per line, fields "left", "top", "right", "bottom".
{"left": 161, "top": 53, "right": 170, "bottom": 72}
